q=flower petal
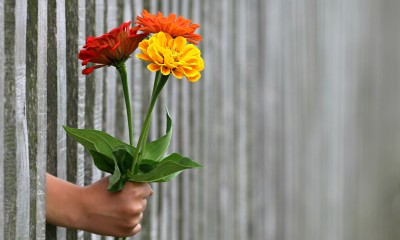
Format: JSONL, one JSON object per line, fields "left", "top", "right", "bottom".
{"left": 136, "top": 10, "right": 202, "bottom": 45}
{"left": 147, "top": 63, "right": 161, "bottom": 72}
{"left": 82, "top": 64, "right": 106, "bottom": 75}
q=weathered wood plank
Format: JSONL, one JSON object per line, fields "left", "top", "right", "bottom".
{"left": 82, "top": 1, "right": 102, "bottom": 238}
{"left": 0, "top": 0, "right": 5, "bottom": 238}
{"left": 65, "top": 0, "right": 85, "bottom": 238}
{"left": 114, "top": 0, "right": 127, "bottom": 144}
{"left": 14, "top": 1, "right": 31, "bottom": 234}
{"left": 93, "top": 0, "right": 105, "bottom": 182}
{"left": 3, "top": 0, "right": 17, "bottom": 239}
{"left": 104, "top": 0, "right": 117, "bottom": 138}
{"left": 200, "top": 0, "right": 216, "bottom": 239}
{"left": 56, "top": 1, "right": 67, "bottom": 239}
{"left": 14, "top": 0, "right": 30, "bottom": 237}
{"left": 189, "top": 1, "right": 202, "bottom": 239}
{"left": 45, "top": 0, "right": 58, "bottom": 238}
{"left": 45, "top": 0, "right": 68, "bottom": 238}
{"left": 180, "top": 0, "right": 191, "bottom": 238}
{"left": 26, "top": 0, "right": 42, "bottom": 239}
{"left": 36, "top": 0, "right": 48, "bottom": 239}
{"left": 234, "top": 0, "right": 249, "bottom": 239}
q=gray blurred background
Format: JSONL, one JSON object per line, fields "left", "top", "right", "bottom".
{"left": 1, "top": 0, "right": 400, "bottom": 239}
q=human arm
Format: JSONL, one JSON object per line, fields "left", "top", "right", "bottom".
{"left": 46, "top": 173, "right": 153, "bottom": 237}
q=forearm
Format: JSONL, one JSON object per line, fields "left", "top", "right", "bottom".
{"left": 46, "top": 173, "right": 84, "bottom": 229}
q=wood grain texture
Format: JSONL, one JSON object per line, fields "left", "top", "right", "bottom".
{"left": 36, "top": 0, "right": 48, "bottom": 239}
{"left": 3, "top": 0, "right": 17, "bottom": 239}
{"left": 0, "top": 0, "right": 5, "bottom": 239}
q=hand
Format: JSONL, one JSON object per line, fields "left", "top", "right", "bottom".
{"left": 46, "top": 174, "right": 153, "bottom": 237}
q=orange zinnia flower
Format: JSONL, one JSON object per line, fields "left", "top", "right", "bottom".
{"left": 136, "top": 9, "right": 202, "bottom": 45}
{"left": 78, "top": 21, "right": 148, "bottom": 75}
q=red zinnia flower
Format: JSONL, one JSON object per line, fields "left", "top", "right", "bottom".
{"left": 78, "top": 21, "right": 148, "bottom": 75}
{"left": 136, "top": 9, "right": 202, "bottom": 45}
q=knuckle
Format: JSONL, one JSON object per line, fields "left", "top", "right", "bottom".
{"left": 127, "top": 203, "right": 143, "bottom": 215}
{"left": 129, "top": 182, "right": 152, "bottom": 198}
{"left": 133, "top": 203, "right": 144, "bottom": 213}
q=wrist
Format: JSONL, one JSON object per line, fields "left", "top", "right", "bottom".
{"left": 65, "top": 185, "right": 87, "bottom": 230}
{"left": 46, "top": 174, "right": 86, "bottom": 229}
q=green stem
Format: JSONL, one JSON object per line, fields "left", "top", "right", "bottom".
{"left": 138, "top": 71, "right": 160, "bottom": 163}
{"left": 115, "top": 64, "right": 135, "bottom": 240}
{"left": 130, "top": 72, "right": 169, "bottom": 173}
{"left": 152, "top": 71, "right": 161, "bottom": 96}
{"left": 116, "top": 63, "right": 134, "bottom": 146}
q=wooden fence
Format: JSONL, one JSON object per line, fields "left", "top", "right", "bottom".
{"left": 1, "top": 0, "right": 400, "bottom": 239}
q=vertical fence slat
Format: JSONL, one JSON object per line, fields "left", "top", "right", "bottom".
{"left": 114, "top": 0, "right": 128, "bottom": 144}
{"left": 14, "top": 1, "right": 30, "bottom": 236}
{"left": 220, "top": 0, "right": 234, "bottom": 239}
{"left": 0, "top": 0, "right": 5, "bottom": 238}
{"left": 201, "top": 0, "right": 217, "bottom": 239}
{"left": 258, "top": 0, "right": 281, "bottom": 239}
{"left": 190, "top": 1, "right": 202, "bottom": 239}
{"left": 36, "top": 0, "right": 48, "bottom": 238}
{"left": 235, "top": 0, "right": 248, "bottom": 238}
{"left": 180, "top": 0, "right": 191, "bottom": 238}
{"left": 15, "top": 0, "right": 31, "bottom": 234}
{"left": 56, "top": 0, "right": 67, "bottom": 239}
{"left": 3, "top": 0, "right": 17, "bottom": 239}
{"left": 26, "top": 0, "right": 41, "bottom": 239}
{"left": 66, "top": 0, "right": 85, "bottom": 238}
{"left": 298, "top": 1, "right": 321, "bottom": 240}
{"left": 104, "top": 0, "right": 117, "bottom": 138}
{"left": 45, "top": 0, "right": 58, "bottom": 238}
{"left": 282, "top": 1, "right": 301, "bottom": 239}
{"left": 77, "top": 0, "right": 86, "bottom": 191}
{"left": 84, "top": 2, "right": 106, "bottom": 239}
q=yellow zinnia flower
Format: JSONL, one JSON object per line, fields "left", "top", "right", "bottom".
{"left": 136, "top": 32, "right": 204, "bottom": 82}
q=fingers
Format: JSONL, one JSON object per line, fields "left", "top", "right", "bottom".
{"left": 131, "top": 223, "right": 142, "bottom": 236}
{"left": 125, "top": 182, "right": 153, "bottom": 198}
{"left": 122, "top": 213, "right": 143, "bottom": 237}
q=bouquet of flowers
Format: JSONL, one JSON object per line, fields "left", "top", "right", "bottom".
{"left": 64, "top": 10, "right": 204, "bottom": 193}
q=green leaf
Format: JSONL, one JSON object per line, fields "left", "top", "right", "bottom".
{"left": 142, "top": 108, "right": 172, "bottom": 161}
{"left": 112, "top": 147, "right": 135, "bottom": 173}
{"left": 138, "top": 159, "right": 158, "bottom": 173}
{"left": 89, "top": 151, "right": 115, "bottom": 173}
{"left": 129, "top": 153, "right": 203, "bottom": 182}
{"left": 63, "top": 126, "right": 136, "bottom": 174}
{"left": 107, "top": 158, "right": 126, "bottom": 192}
